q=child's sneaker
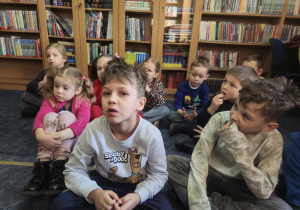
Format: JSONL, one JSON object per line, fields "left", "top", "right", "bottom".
{"left": 21, "top": 161, "right": 50, "bottom": 196}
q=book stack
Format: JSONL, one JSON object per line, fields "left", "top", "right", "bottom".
{"left": 164, "top": 24, "right": 192, "bottom": 43}
{"left": 280, "top": 24, "right": 300, "bottom": 42}
{"left": 0, "top": 10, "right": 38, "bottom": 31}
{"left": 45, "top": 10, "right": 73, "bottom": 37}
{"left": 125, "top": 16, "right": 145, "bottom": 41}
{"left": 125, "top": 0, "right": 150, "bottom": 11}
{"left": 0, "top": 36, "right": 41, "bottom": 57}
{"left": 196, "top": 50, "right": 239, "bottom": 69}
{"left": 45, "top": 0, "right": 72, "bottom": 6}
{"left": 199, "top": 21, "right": 278, "bottom": 44}
{"left": 162, "top": 49, "right": 189, "bottom": 68}
{"left": 125, "top": 51, "right": 149, "bottom": 65}
{"left": 85, "top": 11, "right": 113, "bottom": 39}
{"left": 160, "top": 71, "right": 186, "bottom": 89}
{"left": 287, "top": 0, "right": 300, "bottom": 16}
{"left": 202, "top": 0, "right": 284, "bottom": 15}
{"left": 205, "top": 78, "right": 223, "bottom": 94}
{"left": 85, "top": 0, "right": 113, "bottom": 9}
{"left": 86, "top": 42, "right": 113, "bottom": 64}
{"left": 165, "top": 6, "right": 178, "bottom": 16}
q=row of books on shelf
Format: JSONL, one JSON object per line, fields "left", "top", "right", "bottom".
{"left": 125, "top": 0, "right": 150, "bottom": 11}
{"left": 85, "top": 0, "right": 112, "bottom": 9}
{"left": 165, "top": 6, "right": 194, "bottom": 16}
{"left": 66, "top": 47, "right": 75, "bottom": 64}
{"left": 287, "top": 0, "right": 300, "bottom": 16}
{"left": 44, "top": 0, "right": 71, "bottom": 6}
{"left": 202, "top": 0, "right": 284, "bottom": 15}
{"left": 160, "top": 72, "right": 186, "bottom": 89}
{"left": 196, "top": 50, "right": 239, "bottom": 69}
{"left": 280, "top": 25, "right": 300, "bottom": 42}
{"left": 0, "top": 36, "right": 41, "bottom": 57}
{"left": 125, "top": 16, "right": 145, "bottom": 41}
{"left": 199, "top": 21, "right": 278, "bottom": 43}
{"left": 0, "top": 0, "right": 36, "bottom": 2}
{"left": 0, "top": 10, "right": 38, "bottom": 31}
{"left": 85, "top": 11, "right": 113, "bottom": 39}
{"left": 45, "top": 10, "right": 73, "bottom": 37}
{"left": 205, "top": 78, "right": 223, "bottom": 93}
{"left": 162, "top": 49, "right": 189, "bottom": 68}
{"left": 87, "top": 42, "right": 113, "bottom": 64}
{"left": 125, "top": 51, "right": 149, "bottom": 65}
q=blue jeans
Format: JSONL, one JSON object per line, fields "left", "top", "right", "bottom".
{"left": 167, "top": 155, "right": 292, "bottom": 210}
{"left": 141, "top": 105, "right": 169, "bottom": 123}
{"left": 51, "top": 170, "right": 172, "bottom": 210}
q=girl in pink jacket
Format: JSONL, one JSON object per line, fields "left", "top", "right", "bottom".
{"left": 21, "top": 66, "right": 95, "bottom": 197}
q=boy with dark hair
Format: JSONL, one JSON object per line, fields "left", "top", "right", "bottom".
{"left": 242, "top": 55, "right": 264, "bottom": 78}
{"left": 173, "top": 66, "right": 258, "bottom": 153}
{"left": 51, "top": 58, "right": 172, "bottom": 210}
{"left": 167, "top": 77, "right": 300, "bottom": 210}
{"left": 168, "top": 56, "right": 210, "bottom": 124}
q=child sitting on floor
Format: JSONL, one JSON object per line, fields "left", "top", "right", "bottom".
{"left": 21, "top": 66, "right": 95, "bottom": 196}
{"left": 141, "top": 57, "right": 169, "bottom": 127}
{"left": 51, "top": 58, "right": 172, "bottom": 210}
{"left": 167, "top": 76, "right": 300, "bottom": 210}
{"left": 167, "top": 56, "right": 210, "bottom": 125}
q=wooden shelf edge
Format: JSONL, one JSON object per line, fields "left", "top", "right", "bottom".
{"left": 202, "top": 12, "right": 282, "bottom": 18}
{"left": 0, "top": 29, "right": 40, "bottom": 33}
{"left": 45, "top": 5, "right": 72, "bottom": 9}
{"left": 0, "top": 55, "right": 43, "bottom": 60}
{"left": 85, "top": 8, "right": 113, "bottom": 12}
{"left": 0, "top": 1, "right": 37, "bottom": 5}
{"left": 198, "top": 41, "right": 270, "bottom": 46}
{"left": 87, "top": 38, "right": 113, "bottom": 41}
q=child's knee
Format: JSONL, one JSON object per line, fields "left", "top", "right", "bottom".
{"left": 58, "top": 111, "right": 76, "bottom": 126}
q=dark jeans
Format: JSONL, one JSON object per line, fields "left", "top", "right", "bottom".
{"left": 51, "top": 170, "right": 172, "bottom": 210}
{"left": 21, "top": 92, "right": 43, "bottom": 107}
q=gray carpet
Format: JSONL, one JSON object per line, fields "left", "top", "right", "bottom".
{"left": 0, "top": 89, "right": 299, "bottom": 210}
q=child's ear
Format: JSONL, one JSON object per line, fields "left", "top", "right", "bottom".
{"left": 137, "top": 97, "right": 146, "bottom": 112}
{"left": 257, "top": 68, "right": 263, "bottom": 76}
{"left": 205, "top": 74, "right": 210, "bottom": 80}
{"left": 75, "top": 87, "right": 82, "bottom": 95}
{"left": 262, "top": 122, "right": 278, "bottom": 132}
{"left": 154, "top": 72, "right": 158, "bottom": 78}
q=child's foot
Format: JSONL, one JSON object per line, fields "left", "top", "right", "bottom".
{"left": 21, "top": 106, "right": 39, "bottom": 118}
{"left": 20, "top": 161, "right": 50, "bottom": 197}
{"left": 154, "top": 120, "right": 160, "bottom": 128}
{"left": 45, "top": 159, "right": 68, "bottom": 196}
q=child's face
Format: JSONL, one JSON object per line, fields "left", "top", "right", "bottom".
{"left": 230, "top": 98, "right": 270, "bottom": 135}
{"left": 53, "top": 75, "right": 82, "bottom": 102}
{"left": 189, "top": 66, "right": 209, "bottom": 88}
{"left": 46, "top": 47, "right": 67, "bottom": 68}
{"left": 97, "top": 57, "right": 113, "bottom": 81}
{"left": 242, "top": 60, "right": 262, "bottom": 76}
{"left": 220, "top": 74, "right": 242, "bottom": 102}
{"left": 102, "top": 78, "right": 145, "bottom": 126}
{"left": 143, "top": 62, "right": 158, "bottom": 84}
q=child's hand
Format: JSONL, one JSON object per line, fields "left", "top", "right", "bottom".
{"left": 114, "top": 193, "right": 141, "bottom": 210}
{"left": 179, "top": 107, "right": 187, "bottom": 117}
{"left": 37, "top": 133, "right": 62, "bottom": 149}
{"left": 145, "top": 84, "right": 151, "bottom": 93}
{"left": 184, "top": 107, "right": 197, "bottom": 121}
{"left": 194, "top": 125, "right": 204, "bottom": 138}
{"left": 89, "top": 189, "right": 119, "bottom": 210}
{"left": 221, "top": 121, "right": 232, "bottom": 130}
{"left": 207, "top": 93, "right": 224, "bottom": 115}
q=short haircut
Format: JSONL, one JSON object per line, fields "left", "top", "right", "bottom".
{"left": 226, "top": 66, "right": 258, "bottom": 87}
{"left": 101, "top": 58, "right": 148, "bottom": 98}
{"left": 90, "top": 54, "right": 114, "bottom": 81}
{"left": 190, "top": 56, "right": 210, "bottom": 74}
{"left": 143, "top": 57, "right": 161, "bottom": 73}
{"left": 239, "top": 76, "right": 300, "bottom": 122}
{"left": 243, "top": 55, "right": 264, "bottom": 70}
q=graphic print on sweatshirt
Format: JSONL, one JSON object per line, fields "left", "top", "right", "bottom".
{"left": 107, "top": 147, "right": 143, "bottom": 184}
{"left": 184, "top": 95, "right": 201, "bottom": 108}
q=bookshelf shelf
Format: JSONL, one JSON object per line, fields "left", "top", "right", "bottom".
{"left": 85, "top": 8, "right": 113, "bottom": 12}
{"left": 45, "top": 5, "right": 72, "bottom": 9}
{"left": 86, "top": 38, "right": 113, "bottom": 42}
{"left": 0, "top": 55, "right": 42, "bottom": 60}
{"left": 48, "top": 35, "right": 74, "bottom": 39}
{"left": 0, "top": 2, "right": 36, "bottom": 5}
{"left": 197, "top": 41, "right": 270, "bottom": 46}
{"left": 125, "top": 40, "right": 151, "bottom": 44}
{"left": 163, "top": 42, "right": 190, "bottom": 45}
{"left": 202, "top": 12, "right": 282, "bottom": 18}
{"left": 125, "top": 10, "right": 152, "bottom": 14}
{"left": 0, "top": 30, "right": 40, "bottom": 33}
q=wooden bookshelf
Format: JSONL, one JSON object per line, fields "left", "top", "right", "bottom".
{"left": 1, "top": 0, "right": 300, "bottom": 96}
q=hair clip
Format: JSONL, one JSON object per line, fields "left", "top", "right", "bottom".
{"left": 82, "top": 76, "right": 86, "bottom": 80}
